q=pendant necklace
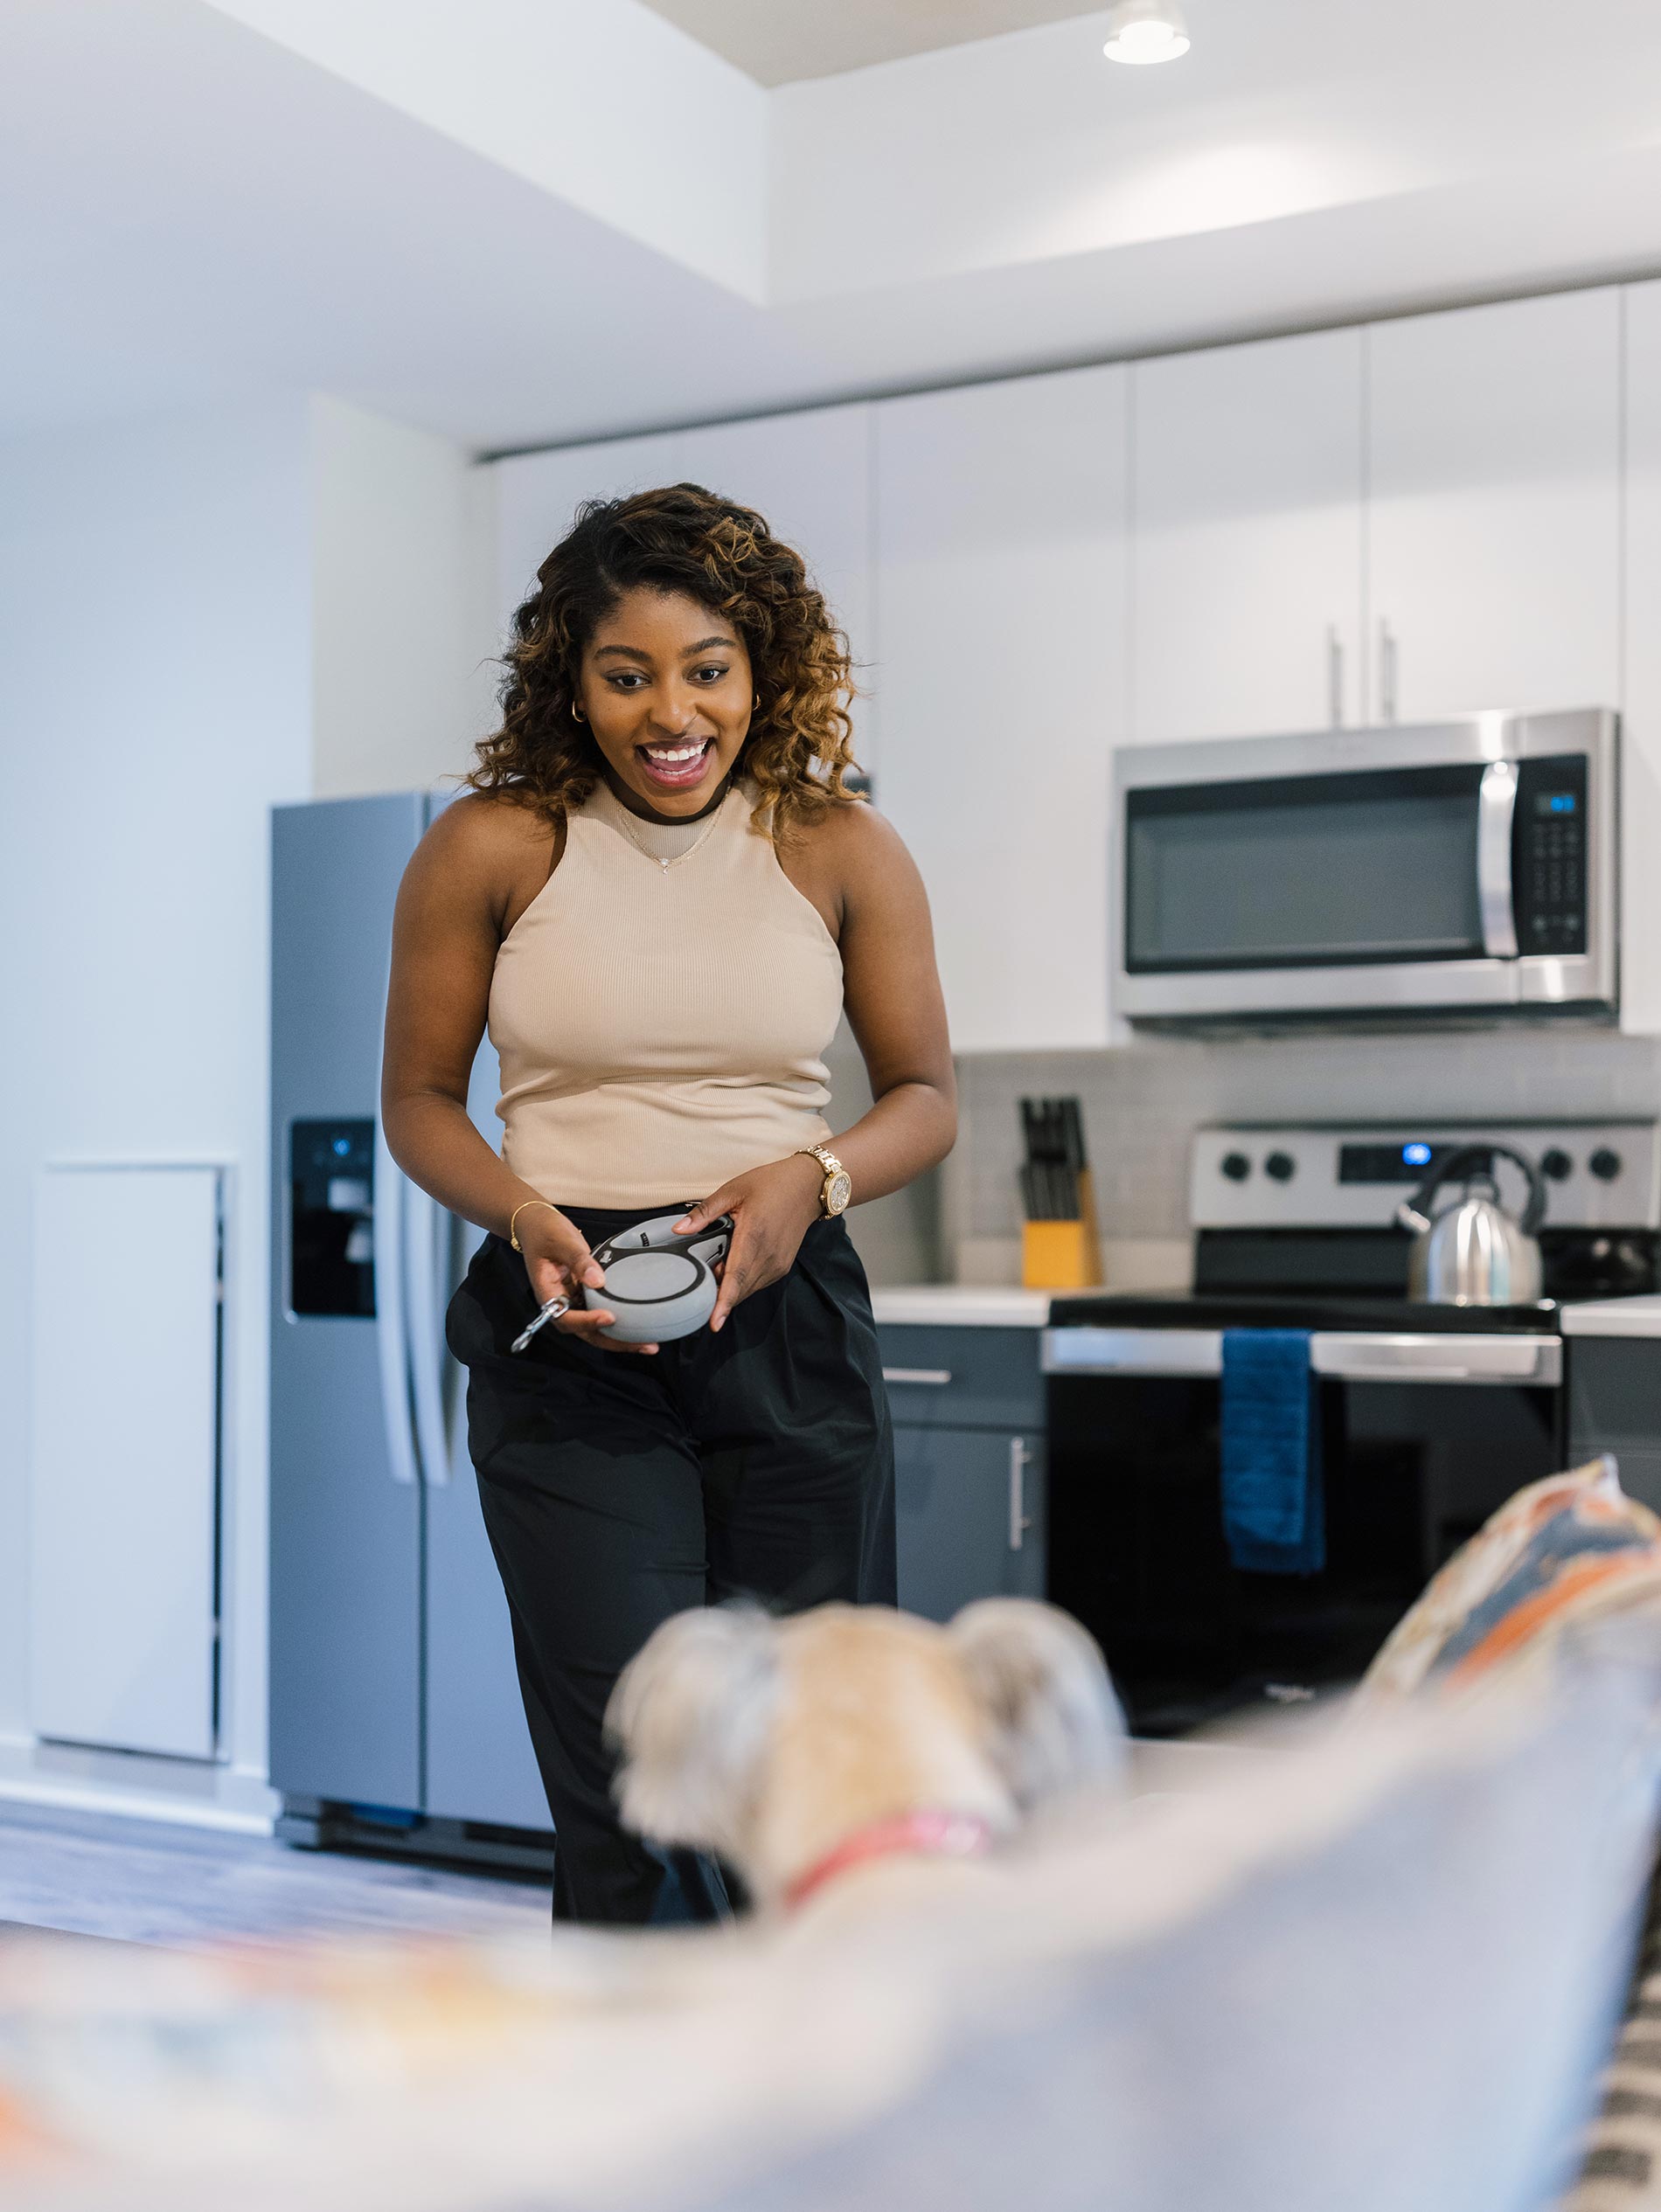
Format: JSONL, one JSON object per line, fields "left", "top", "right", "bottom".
{"left": 614, "top": 786, "right": 727, "bottom": 874}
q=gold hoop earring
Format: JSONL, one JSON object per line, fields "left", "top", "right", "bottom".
{"left": 572, "top": 702, "right": 587, "bottom": 723}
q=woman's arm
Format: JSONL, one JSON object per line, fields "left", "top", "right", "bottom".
{"left": 379, "top": 797, "right": 642, "bottom": 1352}
{"left": 813, "top": 801, "right": 957, "bottom": 1199}
{"left": 380, "top": 796, "right": 540, "bottom": 1241}
{"left": 676, "top": 803, "right": 956, "bottom": 1328}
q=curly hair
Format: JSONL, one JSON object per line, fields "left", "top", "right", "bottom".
{"left": 461, "top": 482, "right": 863, "bottom": 841}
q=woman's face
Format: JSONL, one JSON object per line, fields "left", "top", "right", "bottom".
{"left": 576, "top": 586, "right": 754, "bottom": 816}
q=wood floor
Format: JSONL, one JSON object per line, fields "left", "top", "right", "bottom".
{"left": 0, "top": 1796, "right": 553, "bottom": 1947}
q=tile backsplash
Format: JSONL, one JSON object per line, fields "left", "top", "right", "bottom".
{"left": 942, "top": 1024, "right": 1661, "bottom": 1288}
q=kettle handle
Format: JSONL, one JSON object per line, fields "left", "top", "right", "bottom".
{"left": 1401, "top": 1141, "right": 1546, "bottom": 1238}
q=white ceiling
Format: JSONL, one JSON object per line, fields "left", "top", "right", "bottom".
{"left": 4, "top": 1, "right": 1661, "bottom": 459}
{"left": 636, "top": 0, "right": 1105, "bottom": 86}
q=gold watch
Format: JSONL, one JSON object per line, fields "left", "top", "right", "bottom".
{"left": 798, "top": 1143, "right": 852, "bottom": 1217}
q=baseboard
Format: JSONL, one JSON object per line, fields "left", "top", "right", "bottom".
{"left": 0, "top": 1730, "right": 278, "bottom": 1834}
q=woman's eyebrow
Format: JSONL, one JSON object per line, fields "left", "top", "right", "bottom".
{"left": 591, "top": 636, "right": 737, "bottom": 662}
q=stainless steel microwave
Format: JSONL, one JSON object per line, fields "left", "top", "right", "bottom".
{"left": 1112, "top": 708, "right": 1618, "bottom": 1028}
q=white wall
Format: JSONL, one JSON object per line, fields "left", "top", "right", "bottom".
{"left": 0, "top": 391, "right": 485, "bottom": 1827}
{"left": 0, "top": 397, "right": 312, "bottom": 1816}
{"left": 204, "top": 0, "right": 768, "bottom": 300}
{"left": 309, "top": 394, "right": 499, "bottom": 800}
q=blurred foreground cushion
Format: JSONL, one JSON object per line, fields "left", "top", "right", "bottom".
{"left": 659, "top": 1632, "right": 1661, "bottom": 2212}
{"left": 6, "top": 1627, "right": 1654, "bottom": 2212}
{"left": 7, "top": 1633, "right": 1655, "bottom": 2212}
{"left": 1357, "top": 1454, "right": 1661, "bottom": 1702}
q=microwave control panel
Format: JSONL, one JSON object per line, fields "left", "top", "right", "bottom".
{"left": 1512, "top": 754, "right": 1588, "bottom": 956}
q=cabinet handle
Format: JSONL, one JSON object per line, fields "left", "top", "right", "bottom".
{"left": 1378, "top": 619, "right": 1399, "bottom": 725}
{"left": 882, "top": 1366, "right": 952, "bottom": 1386}
{"left": 1326, "top": 626, "right": 1344, "bottom": 729}
{"left": 1009, "top": 1437, "right": 1034, "bottom": 1551}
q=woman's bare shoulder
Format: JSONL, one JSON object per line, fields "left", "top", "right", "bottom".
{"left": 407, "top": 789, "right": 559, "bottom": 932}
{"left": 800, "top": 794, "right": 915, "bottom": 879}
{"left": 429, "top": 787, "right": 550, "bottom": 860}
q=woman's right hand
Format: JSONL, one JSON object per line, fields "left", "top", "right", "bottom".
{"left": 515, "top": 1205, "right": 659, "bottom": 1356}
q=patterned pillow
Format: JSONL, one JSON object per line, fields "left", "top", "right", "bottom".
{"left": 1358, "top": 1455, "right": 1661, "bottom": 1702}
{"left": 1564, "top": 1846, "right": 1661, "bottom": 2210}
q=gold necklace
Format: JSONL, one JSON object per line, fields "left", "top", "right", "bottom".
{"left": 614, "top": 787, "right": 727, "bottom": 875}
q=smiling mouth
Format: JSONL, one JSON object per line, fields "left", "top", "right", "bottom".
{"left": 637, "top": 737, "right": 715, "bottom": 786}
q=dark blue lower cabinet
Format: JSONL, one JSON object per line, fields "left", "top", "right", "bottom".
{"left": 893, "top": 1425, "right": 1046, "bottom": 1624}
{"left": 1567, "top": 1338, "right": 1661, "bottom": 1515}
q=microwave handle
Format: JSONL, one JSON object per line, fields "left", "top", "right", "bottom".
{"left": 1477, "top": 759, "right": 1519, "bottom": 959}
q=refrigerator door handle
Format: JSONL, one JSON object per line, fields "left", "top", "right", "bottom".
{"left": 372, "top": 1107, "right": 419, "bottom": 1487}
{"left": 404, "top": 1178, "right": 453, "bottom": 1487}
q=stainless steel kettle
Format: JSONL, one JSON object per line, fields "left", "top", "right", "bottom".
{"left": 1394, "top": 1142, "right": 1546, "bottom": 1306}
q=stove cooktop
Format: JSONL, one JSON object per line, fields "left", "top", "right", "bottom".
{"left": 1049, "top": 1293, "right": 1567, "bottom": 1335}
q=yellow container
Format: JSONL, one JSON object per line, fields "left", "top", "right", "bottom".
{"left": 1020, "top": 1168, "right": 1104, "bottom": 1290}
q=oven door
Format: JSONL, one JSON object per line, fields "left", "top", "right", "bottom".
{"left": 1113, "top": 710, "right": 1615, "bottom": 1024}
{"left": 1042, "top": 1327, "right": 1564, "bottom": 1735}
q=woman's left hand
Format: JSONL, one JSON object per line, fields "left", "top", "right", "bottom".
{"left": 675, "top": 1155, "right": 826, "bottom": 1332}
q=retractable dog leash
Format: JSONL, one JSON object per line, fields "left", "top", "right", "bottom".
{"left": 511, "top": 1210, "right": 734, "bottom": 1353}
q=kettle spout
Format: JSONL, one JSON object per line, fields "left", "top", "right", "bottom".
{"left": 1395, "top": 1201, "right": 1431, "bottom": 1235}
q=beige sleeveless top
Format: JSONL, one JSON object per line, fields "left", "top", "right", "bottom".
{"left": 489, "top": 776, "right": 843, "bottom": 1208}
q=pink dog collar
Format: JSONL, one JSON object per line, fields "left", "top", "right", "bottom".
{"left": 782, "top": 1810, "right": 995, "bottom": 1912}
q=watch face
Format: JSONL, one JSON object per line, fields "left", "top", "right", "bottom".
{"left": 826, "top": 1171, "right": 852, "bottom": 1215}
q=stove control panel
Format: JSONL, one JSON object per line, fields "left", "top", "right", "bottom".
{"left": 1191, "top": 1121, "right": 1659, "bottom": 1232}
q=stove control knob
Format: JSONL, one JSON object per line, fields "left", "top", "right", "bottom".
{"left": 1540, "top": 1148, "right": 1573, "bottom": 1182}
{"left": 1220, "top": 1152, "right": 1251, "bottom": 1182}
{"left": 1264, "top": 1151, "right": 1296, "bottom": 1182}
{"left": 1589, "top": 1147, "right": 1623, "bottom": 1182}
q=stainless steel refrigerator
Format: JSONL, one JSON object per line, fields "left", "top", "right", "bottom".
{"left": 268, "top": 792, "right": 551, "bottom": 1869}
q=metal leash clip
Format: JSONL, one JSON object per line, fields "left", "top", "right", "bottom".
{"left": 511, "top": 1293, "right": 570, "bottom": 1355}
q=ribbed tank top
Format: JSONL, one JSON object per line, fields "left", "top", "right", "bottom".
{"left": 489, "top": 776, "right": 844, "bottom": 1208}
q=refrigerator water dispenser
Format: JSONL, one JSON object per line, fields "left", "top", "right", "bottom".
{"left": 289, "top": 1118, "right": 375, "bottom": 1315}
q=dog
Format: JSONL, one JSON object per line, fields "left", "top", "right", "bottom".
{"left": 605, "top": 1597, "right": 1129, "bottom": 1917}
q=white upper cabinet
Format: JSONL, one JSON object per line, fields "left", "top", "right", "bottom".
{"left": 873, "top": 365, "right": 1129, "bottom": 1054}
{"left": 1365, "top": 288, "right": 1622, "bottom": 725}
{"left": 676, "top": 406, "right": 876, "bottom": 774}
{"left": 1131, "top": 327, "right": 1366, "bottom": 744}
{"left": 1620, "top": 281, "right": 1661, "bottom": 1035}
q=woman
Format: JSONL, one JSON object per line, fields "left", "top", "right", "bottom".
{"left": 381, "top": 482, "right": 956, "bottom": 1927}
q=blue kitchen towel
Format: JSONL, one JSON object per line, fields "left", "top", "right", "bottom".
{"left": 1220, "top": 1328, "right": 1326, "bottom": 1576}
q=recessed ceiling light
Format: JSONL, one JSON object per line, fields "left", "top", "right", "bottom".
{"left": 1103, "top": 0, "right": 1191, "bottom": 65}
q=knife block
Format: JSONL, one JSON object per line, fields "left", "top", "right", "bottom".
{"left": 1021, "top": 1168, "right": 1104, "bottom": 1290}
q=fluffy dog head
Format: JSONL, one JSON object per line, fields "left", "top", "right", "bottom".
{"left": 604, "top": 1602, "right": 782, "bottom": 1864}
{"left": 605, "top": 1598, "right": 1126, "bottom": 1902}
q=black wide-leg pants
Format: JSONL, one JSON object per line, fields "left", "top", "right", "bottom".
{"left": 443, "top": 1205, "right": 896, "bottom": 1929}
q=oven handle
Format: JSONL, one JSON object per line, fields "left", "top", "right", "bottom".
{"left": 1477, "top": 759, "right": 1520, "bottom": 960}
{"left": 1042, "top": 1328, "right": 1560, "bottom": 1386}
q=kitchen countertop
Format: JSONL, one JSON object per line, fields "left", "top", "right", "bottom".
{"left": 1561, "top": 1295, "right": 1661, "bottom": 1339}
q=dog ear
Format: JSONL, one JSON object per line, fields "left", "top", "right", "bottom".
{"left": 604, "top": 1604, "right": 782, "bottom": 1856}
{"left": 949, "top": 1598, "right": 1128, "bottom": 1808}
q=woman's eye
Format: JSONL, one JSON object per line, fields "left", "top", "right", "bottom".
{"left": 606, "top": 672, "right": 646, "bottom": 690}
{"left": 692, "top": 663, "right": 729, "bottom": 683}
